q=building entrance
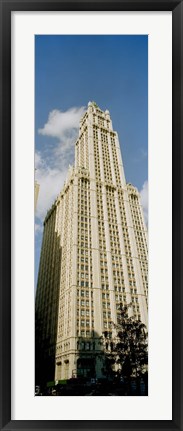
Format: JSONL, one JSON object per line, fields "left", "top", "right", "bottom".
{"left": 77, "top": 357, "right": 96, "bottom": 378}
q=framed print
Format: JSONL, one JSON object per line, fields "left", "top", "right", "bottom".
{"left": 0, "top": 0, "right": 182, "bottom": 430}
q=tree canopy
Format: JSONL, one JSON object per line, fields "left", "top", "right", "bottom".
{"left": 102, "top": 303, "right": 148, "bottom": 380}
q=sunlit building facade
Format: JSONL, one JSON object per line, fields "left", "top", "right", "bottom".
{"left": 35, "top": 102, "right": 148, "bottom": 383}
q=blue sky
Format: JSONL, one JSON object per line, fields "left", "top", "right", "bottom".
{"left": 35, "top": 35, "right": 148, "bottom": 285}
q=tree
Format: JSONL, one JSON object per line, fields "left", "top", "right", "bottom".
{"left": 102, "top": 303, "right": 148, "bottom": 384}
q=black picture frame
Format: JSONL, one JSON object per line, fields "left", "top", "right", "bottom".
{"left": 0, "top": 1, "right": 182, "bottom": 430}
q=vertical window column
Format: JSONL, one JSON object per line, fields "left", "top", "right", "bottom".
{"left": 114, "top": 133, "right": 126, "bottom": 187}
{"left": 97, "top": 128, "right": 105, "bottom": 183}
{"left": 114, "top": 189, "right": 132, "bottom": 309}
{"left": 126, "top": 187, "right": 148, "bottom": 326}
{"left": 107, "top": 134, "right": 117, "bottom": 187}
{"left": 102, "top": 186, "right": 116, "bottom": 324}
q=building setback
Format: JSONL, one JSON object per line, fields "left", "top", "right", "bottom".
{"left": 35, "top": 101, "right": 148, "bottom": 383}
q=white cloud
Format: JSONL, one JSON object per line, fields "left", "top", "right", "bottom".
{"left": 38, "top": 106, "right": 86, "bottom": 141}
{"left": 140, "top": 180, "right": 148, "bottom": 226}
{"left": 35, "top": 151, "right": 68, "bottom": 221}
{"left": 36, "top": 106, "right": 86, "bottom": 221}
{"left": 35, "top": 223, "right": 43, "bottom": 235}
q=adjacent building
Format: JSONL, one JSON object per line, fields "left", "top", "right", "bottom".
{"left": 35, "top": 101, "right": 148, "bottom": 383}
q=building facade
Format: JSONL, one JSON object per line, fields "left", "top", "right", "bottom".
{"left": 35, "top": 102, "right": 148, "bottom": 383}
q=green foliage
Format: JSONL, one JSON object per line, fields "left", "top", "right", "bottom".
{"left": 102, "top": 304, "right": 148, "bottom": 379}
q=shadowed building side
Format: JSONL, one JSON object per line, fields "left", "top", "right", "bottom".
{"left": 35, "top": 206, "right": 62, "bottom": 386}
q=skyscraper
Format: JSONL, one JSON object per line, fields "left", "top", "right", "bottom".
{"left": 35, "top": 101, "right": 148, "bottom": 383}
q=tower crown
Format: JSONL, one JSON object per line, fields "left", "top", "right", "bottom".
{"left": 91, "top": 101, "right": 98, "bottom": 108}
{"left": 87, "top": 101, "right": 103, "bottom": 113}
